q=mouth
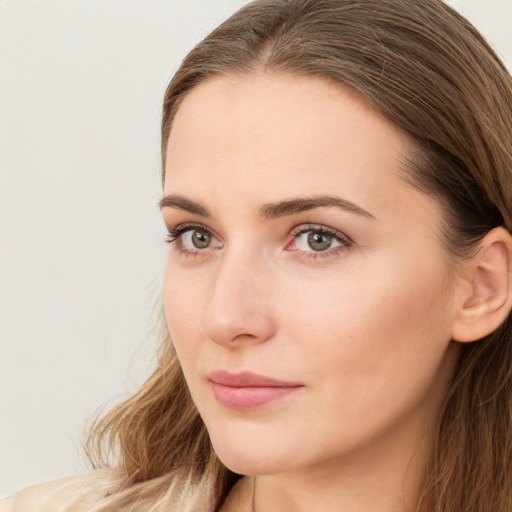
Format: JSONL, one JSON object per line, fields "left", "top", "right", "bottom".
{"left": 207, "top": 370, "right": 304, "bottom": 409}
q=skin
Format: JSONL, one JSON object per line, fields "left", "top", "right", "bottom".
{"left": 161, "top": 72, "right": 464, "bottom": 512}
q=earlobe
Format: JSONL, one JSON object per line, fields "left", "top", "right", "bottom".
{"left": 451, "top": 227, "right": 512, "bottom": 343}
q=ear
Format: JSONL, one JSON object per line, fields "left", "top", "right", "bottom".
{"left": 451, "top": 227, "right": 512, "bottom": 343}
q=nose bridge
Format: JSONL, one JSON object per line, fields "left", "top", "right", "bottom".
{"left": 201, "top": 244, "right": 276, "bottom": 346}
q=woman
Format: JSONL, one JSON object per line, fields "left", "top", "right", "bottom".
{"left": 2, "top": 0, "right": 512, "bottom": 511}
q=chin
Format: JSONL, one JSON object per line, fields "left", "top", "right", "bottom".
{"left": 209, "top": 431, "right": 296, "bottom": 476}
{"left": 216, "top": 450, "right": 289, "bottom": 476}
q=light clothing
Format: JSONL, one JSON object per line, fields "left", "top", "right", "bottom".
{"left": 0, "top": 471, "right": 114, "bottom": 512}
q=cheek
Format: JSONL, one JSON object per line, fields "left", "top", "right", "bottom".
{"left": 279, "top": 253, "right": 455, "bottom": 397}
{"left": 162, "top": 264, "right": 205, "bottom": 363}
{"left": 263, "top": 263, "right": 454, "bottom": 454}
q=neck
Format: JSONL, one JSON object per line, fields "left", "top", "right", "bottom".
{"left": 253, "top": 449, "right": 425, "bottom": 512}
{"left": 221, "top": 418, "right": 434, "bottom": 512}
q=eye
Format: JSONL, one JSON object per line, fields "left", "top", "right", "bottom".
{"left": 166, "top": 223, "right": 222, "bottom": 252}
{"left": 296, "top": 231, "right": 340, "bottom": 252}
{"left": 182, "top": 228, "right": 215, "bottom": 249}
{"left": 287, "top": 224, "right": 352, "bottom": 256}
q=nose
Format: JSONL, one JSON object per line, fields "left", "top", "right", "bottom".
{"left": 201, "top": 250, "right": 277, "bottom": 347}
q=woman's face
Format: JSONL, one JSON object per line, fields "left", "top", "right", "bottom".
{"left": 161, "top": 72, "right": 461, "bottom": 477}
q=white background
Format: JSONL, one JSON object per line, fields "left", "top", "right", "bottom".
{"left": 1, "top": 0, "right": 511, "bottom": 498}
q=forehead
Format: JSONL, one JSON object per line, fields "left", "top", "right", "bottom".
{"left": 164, "top": 72, "right": 409, "bottom": 195}
{"left": 167, "top": 72, "right": 403, "bottom": 151}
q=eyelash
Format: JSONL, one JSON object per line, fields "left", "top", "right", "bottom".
{"left": 165, "top": 222, "right": 211, "bottom": 258}
{"left": 165, "top": 222, "right": 353, "bottom": 260}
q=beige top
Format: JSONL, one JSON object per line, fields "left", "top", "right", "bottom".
{"left": 0, "top": 471, "right": 114, "bottom": 512}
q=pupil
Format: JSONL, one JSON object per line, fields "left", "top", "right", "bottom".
{"left": 308, "top": 232, "right": 332, "bottom": 251}
{"left": 193, "top": 230, "right": 210, "bottom": 249}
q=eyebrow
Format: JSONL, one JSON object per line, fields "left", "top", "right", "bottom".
{"left": 159, "top": 194, "right": 211, "bottom": 217}
{"left": 260, "top": 195, "right": 375, "bottom": 219}
{"left": 159, "top": 194, "right": 375, "bottom": 220}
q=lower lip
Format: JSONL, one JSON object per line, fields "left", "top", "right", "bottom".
{"left": 210, "top": 382, "right": 302, "bottom": 409}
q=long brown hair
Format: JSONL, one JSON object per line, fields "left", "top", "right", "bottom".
{"left": 87, "top": 1, "right": 512, "bottom": 510}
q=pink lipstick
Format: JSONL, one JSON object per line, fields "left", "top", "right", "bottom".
{"left": 208, "top": 371, "right": 303, "bottom": 409}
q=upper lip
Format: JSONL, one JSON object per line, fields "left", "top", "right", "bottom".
{"left": 208, "top": 370, "right": 303, "bottom": 388}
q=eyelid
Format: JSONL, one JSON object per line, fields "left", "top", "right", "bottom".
{"left": 289, "top": 223, "right": 353, "bottom": 244}
{"left": 166, "top": 221, "right": 217, "bottom": 237}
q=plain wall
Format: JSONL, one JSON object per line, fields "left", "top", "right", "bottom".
{"left": 1, "top": 0, "right": 511, "bottom": 498}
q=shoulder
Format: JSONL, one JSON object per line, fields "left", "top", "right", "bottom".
{"left": 0, "top": 470, "right": 117, "bottom": 512}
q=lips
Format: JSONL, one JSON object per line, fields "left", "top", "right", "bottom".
{"left": 207, "top": 370, "right": 304, "bottom": 409}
